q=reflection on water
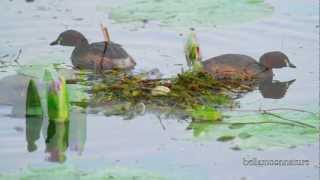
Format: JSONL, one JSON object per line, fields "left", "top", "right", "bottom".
{"left": 0, "top": 75, "right": 31, "bottom": 117}
{"left": 25, "top": 107, "right": 87, "bottom": 163}
{"left": 0, "top": 52, "right": 306, "bottom": 167}
{"left": 257, "top": 71, "right": 296, "bottom": 99}
{"left": 26, "top": 116, "right": 43, "bottom": 152}
{"left": 45, "top": 121, "right": 69, "bottom": 163}
{"left": 23, "top": 76, "right": 87, "bottom": 163}
{"left": 0, "top": 1, "right": 318, "bottom": 178}
{"left": 259, "top": 78, "right": 296, "bottom": 99}
{"left": 68, "top": 108, "right": 87, "bottom": 155}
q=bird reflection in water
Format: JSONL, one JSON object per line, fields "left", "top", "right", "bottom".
{"left": 259, "top": 78, "right": 296, "bottom": 99}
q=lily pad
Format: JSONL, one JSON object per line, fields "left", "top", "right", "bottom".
{"left": 104, "top": 0, "right": 273, "bottom": 27}
{"left": 189, "top": 109, "right": 319, "bottom": 150}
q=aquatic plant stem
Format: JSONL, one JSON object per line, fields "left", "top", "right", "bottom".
{"left": 261, "top": 111, "right": 317, "bottom": 129}
{"left": 225, "top": 108, "right": 317, "bottom": 129}
{"left": 216, "top": 121, "right": 311, "bottom": 129}
{"left": 230, "top": 108, "right": 317, "bottom": 116}
{"left": 92, "top": 24, "right": 111, "bottom": 74}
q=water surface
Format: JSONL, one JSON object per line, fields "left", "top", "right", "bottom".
{"left": 0, "top": 0, "right": 319, "bottom": 179}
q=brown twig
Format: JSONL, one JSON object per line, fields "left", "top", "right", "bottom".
{"left": 0, "top": 54, "right": 9, "bottom": 64}
{"left": 217, "top": 121, "right": 309, "bottom": 129}
{"left": 0, "top": 54, "right": 9, "bottom": 59}
{"left": 100, "top": 23, "right": 111, "bottom": 42}
{"left": 229, "top": 108, "right": 318, "bottom": 116}
{"left": 98, "top": 23, "right": 111, "bottom": 73}
{"left": 225, "top": 108, "right": 317, "bottom": 129}
{"left": 158, "top": 116, "right": 166, "bottom": 130}
{"left": 13, "top": 49, "right": 22, "bottom": 65}
{"left": 261, "top": 111, "right": 317, "bottom": 129}
{"left": 263, "top": 108, "right": 318, "bottom": 116}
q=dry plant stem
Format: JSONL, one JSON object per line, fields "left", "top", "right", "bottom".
{"left": 98, "top": 24, "right": 111, "bottom": 73}
{"left": 100, "top": 23, "right": 111, "bottom": 42}
{"left": 13, "top": 49, "right": 22, "bottom": 65}
{"left": 262, "top": 111, "right": 316, "bottom": 129}
{"left": 0, "top": 54, "right": 9, "bottom": 64}
{"left": 229, "top": 108, "right": 317, "bottom": 116}
{"left": 264, "top": 108, "right": 318, "bottom": 116}
{"left": 158, "top": 116, "right": 166, "bottom": 130}
{"left": 215, "top": 120, "right": 310, "bottom": 129}
{"left": 0, "top": 54, "right": 9, "bottom": 59}
{"left": 225, "top": 108, "right": 317, "bottom": 129}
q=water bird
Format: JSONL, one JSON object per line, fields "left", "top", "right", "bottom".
{"left": 184, "top": 32, "right": 296, "bottom": 80}
{"left": 50, "top": 27, "right": 135, "bottom": 71}
{"left": 184, "top": 32, "right": 296, "bottom": 99}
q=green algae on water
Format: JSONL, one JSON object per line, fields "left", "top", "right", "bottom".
{"left": 0, "top": 166, "right": 167, "bottom": 180}
{"left": 104, "top": 0, "right": 273, "bottom": 27}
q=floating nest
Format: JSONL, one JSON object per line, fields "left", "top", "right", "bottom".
{"left": 90, "top": 70, "right": 258, "bottom": 120}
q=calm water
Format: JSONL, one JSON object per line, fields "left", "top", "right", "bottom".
{"left": 0, "top": 0, "right": 319, "bottom": 179}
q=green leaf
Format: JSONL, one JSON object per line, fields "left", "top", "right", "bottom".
{"left": 47, "top": 75, "right": 69, "bottom": 123}
{"left": 25, "top": 80, "right": 43, "bottom": 118}
{"left": 189, "top": 105, "right": 222, "bottom": 121}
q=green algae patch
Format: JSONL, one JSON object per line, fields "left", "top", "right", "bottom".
{"left": 0, "top": 166, "right": 167, "bottom": 180}
{"left": 105, "top": 0, "right": 273, "bottom": 27}
{"left": 188, "top": 109, "right": 319, "bottom": 150}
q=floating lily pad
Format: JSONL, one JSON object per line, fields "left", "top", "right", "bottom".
{"left": 189, "top": 109, "right": 319, "bottom": 150}
{"left": 103, "top": 0, "right": 273, "bottom": 27}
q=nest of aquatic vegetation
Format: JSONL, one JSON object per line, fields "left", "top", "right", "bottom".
{"left": 91, "top": 70, "right": 257, "bottom": 112}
